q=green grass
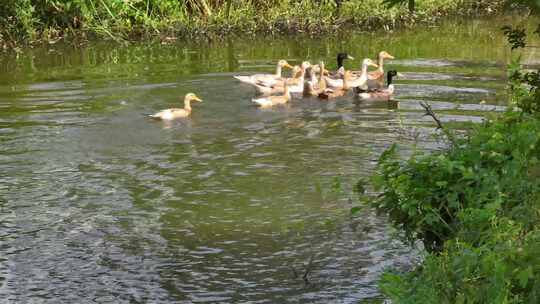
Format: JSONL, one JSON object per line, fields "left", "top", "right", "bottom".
{"left": 0, "top": 0, "right": 507, "bottom": 46}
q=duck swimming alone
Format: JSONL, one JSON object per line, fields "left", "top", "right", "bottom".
{"left": 149, "top": 93, "right": 203, "bottom": 120}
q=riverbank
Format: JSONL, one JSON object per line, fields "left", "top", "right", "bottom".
{"left": 370, "top": 22, "right": 540, "bottom": 302}
{"left": 1, "top": 0, "right": 507, "bottom": 48}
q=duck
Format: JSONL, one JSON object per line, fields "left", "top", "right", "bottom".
{"left": 304, "top": 62, "right": 333, "bottom": 97}
{"left": 234, "top": 59, "right": 293, "bottom": 85}
{"left": 365, "top": 51, "right": 395, "bottom": 89}
{"left": 319, "top": 70, "right": 353, "bottom": 99}
{"left": 252, "top": 80, "right": 291, "bottom": 107}
{"left": 325, "top": 58, "right": 378, "bottom": 89}
{"left": 254, "top": 66, "right": 303, "bottom": 95}
{"left": 255, "top": 61, "right": 311, "bottom": 94}
{"left": 356, "top": 70, "right": 399, "bottom": 102}
{"left": 149, "top": 93, "right": 203, "bottom": 120}
{"left": 332, "top": 52, "right": 354, "bottom": 78}
{"left": 257, "top": 61, "right": 310, "bottom": 88}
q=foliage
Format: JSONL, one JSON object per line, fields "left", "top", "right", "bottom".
{"left": 372, "top": 113, "right": 540, "bottom": 252}
{"left": 502, "top": 25, "right": 527, "bottom": 50}
{"left": 0, "top": 0, "right": 507, "bottom": 46}
{"left": 371, "top": 5, "right": 540, "bottom": 301}
{"left": 380, "top": 219, "right": 540, "bottom": 303}
{"left": 383, "top": 0, "right": 416, "bottom": 13}
{"left": 508, "top": 58, "right": 540, "bottom": 114}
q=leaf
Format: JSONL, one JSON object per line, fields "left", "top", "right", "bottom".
{"left": 355, "top": 179, "right": 367, "bottom": 195}
{"left": 436, "top": 181, "right": 448, "bottom": 187}
{"left": 351, "top": 206, "right": 362, "bottom": 215}
{"left": 517, "top": 266, "right": 533, "bottom": 288}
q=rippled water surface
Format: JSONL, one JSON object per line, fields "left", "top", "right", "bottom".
{"left": 1, "top": 16, "right": 535, "bottom": 303}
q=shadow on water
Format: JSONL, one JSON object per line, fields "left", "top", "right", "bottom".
{"left": 0, "top": 15, "right": 537, "bottom": 303}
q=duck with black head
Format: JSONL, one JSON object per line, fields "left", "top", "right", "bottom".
{"left": 365, "top": 51, "right": 395, "bottom": 89}
{"left": 356, "top": 70, "right": 401, "bottom": 102}
{"left": 332, "top": 52, "right": 354, "bottom": 77}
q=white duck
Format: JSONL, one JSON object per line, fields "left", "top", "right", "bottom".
{"left": 325, "top": 58, "right": 378, "bottom": 90}
{"left": 234, "top": 59, "right": 293, "bottom": 85}
{"left": 252, "top": 81, "right": 291, "bottom": 107}
{"left": 148, "top": 93, "right": 203, "bottom": 120}
{"left": 255, "top": 61, "right": 311, "bottom": 94}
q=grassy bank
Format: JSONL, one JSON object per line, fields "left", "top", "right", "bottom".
{"left": 368, "top": 15, "right": 540, "bottom": 303}
{"left": 0, "top": 0, "right": 506, "bottom": 47}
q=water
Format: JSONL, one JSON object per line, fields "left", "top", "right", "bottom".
{"left": 0, "top": 16, "right": 533, "bottom": 303}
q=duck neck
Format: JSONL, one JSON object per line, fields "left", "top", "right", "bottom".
{"left": 343, "top": 74, "right": 349, "bottom": 90}
{"left": 387, "top": 73, "right": 394, "bottom": 86}
{"left": 283, "top": 85, "right": 290, "bottom": 100}
{"left": 310, "top": 70, "right": 317, "bottom": 84}
{"left": 184, "top": 99, "right": 192, "bottom": 112}
{"left": 296, "top": 69, "right": 304, "bottom": 83}
{"left": 319, "top": 74, "right": 326, "bottom": 90}
{"left": 276, "top": 64, "right": 282, "bottom": 77}
{"left": 378, "top": 55, "right": 385, "bottom": 73}
{"left": 337, "top": 56, "right": 344, "bottom": 69}
{"left": 360, "top": 63, "right": 369, "bottom": 79}
{"left": 318, "top": 66, "right": 326, "bottom": 90}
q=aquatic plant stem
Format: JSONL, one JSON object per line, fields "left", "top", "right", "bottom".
{"left": 419, "top": 101, "right": 457, "bottom": 146}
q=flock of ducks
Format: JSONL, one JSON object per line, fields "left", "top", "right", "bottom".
{"left": 150, "top": 51, "right": 399, "bottom": 120}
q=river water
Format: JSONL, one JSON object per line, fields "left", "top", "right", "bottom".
{"left": 0, "top": 16, "right": 529, "bottom": 303}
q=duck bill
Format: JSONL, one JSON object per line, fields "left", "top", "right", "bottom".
{"left": 347, "top": 55, "right": 355, "bottom": 60}
{"left": 385, "top": 54, "right": 395, "bottom": 60}
{"left": 284, "top": 63, "right": 294, "bottom": 69}
{"left": 397, "top": 72, "right": 405, "bottom": 77}
{"left": 370, "top": 63, "right": 379, "bottom": 68}
{"left": 193, "top": 96, "right": 203, "bottom": 102}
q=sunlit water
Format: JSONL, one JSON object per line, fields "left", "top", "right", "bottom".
{"left": 0, "top": 16, "right": 534, "bottom": 303}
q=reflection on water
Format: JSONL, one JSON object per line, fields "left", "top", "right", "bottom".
{"left": 0, "top": 16, "right": 533, "bottom": 303}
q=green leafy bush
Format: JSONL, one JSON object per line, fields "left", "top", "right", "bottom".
{"left": 380, "top": 219, "right": 540, "bottom": 303}
{"left": 372, "top": 113, "right": 540, "bottom": 252}
{"left": 0, "top": 0, "right": 507, "bottom": 44}
{"left": 371, "top": 4, "right": 540, "bottom": 301}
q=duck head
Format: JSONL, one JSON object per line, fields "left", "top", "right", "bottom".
{"left": 379, "top": 51, "right": 395, "bottom": 60}
{"left": 278, "top": 60, "right": 294, "bottom": 69}
{"left": 301, "top": 61, "right": 311, "bottom": 70}
{"left": 363, "top": 58, "right": 379, "bottom": 68}
{"left": 387, "top": 70, "right": 403, "bottom": 85}
{"left": 291, "top": 66, "right": 303, "bottom": 78}
{"left": 184, "top": 93, "right": 203, "bottom": 103}
{"left": 337, "top": 53, "right": 354, "bottom": 68}
{"left": 318, "top": 61, "right": 330, "bottom": 76}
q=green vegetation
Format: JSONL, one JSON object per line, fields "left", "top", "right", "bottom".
{"left": 0, "top": 0, "right": 506, "bottom": 47}
{"left": 369, "top": 3, "right": 540, "bottom": 302}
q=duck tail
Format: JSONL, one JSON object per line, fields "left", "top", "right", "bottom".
{"left": 234, "top": 76, "right": 253, "bottom": 84}
{"left": 252, "top": 98, "right": 270, "bottom": 107}
{"left": 144, "top": 113, "right": 160, "bottom": 119}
